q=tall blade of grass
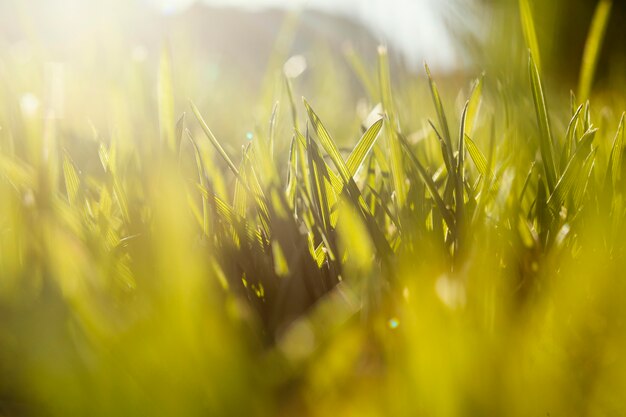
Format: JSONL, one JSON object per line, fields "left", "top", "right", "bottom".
{"left": 453, "top": 102, "right": 469, "bottom": 253}
{"left": 306, "top": 132, "right": 333, "bottom": 233}
{"left": 519, "top": 0, "right": 542, "bottom": 73}
{"left": 428, "top": 119, "right": 454, "bottom": 177}
{"left": 529, "top": 53, "right": 558, "bottom": 193}
{"left": 379, "top": 46, "right": 407, "bottom": 208}
{"left": 190, "top": 101, "right": 240, "bottom": 179}
{"left": 578, "top": 0, "right": 613, "bottom": 102}
{"left": 286, "top": 136, "right": 298, "bottom": 209}
{"left": 425, "top": 63, "right": 455, "bottom": 166}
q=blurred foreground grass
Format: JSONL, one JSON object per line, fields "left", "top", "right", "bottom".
{"left": 2, "top": 1, "right": 626, "bottom": 416}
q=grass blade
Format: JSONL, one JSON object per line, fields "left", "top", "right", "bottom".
{"left": 529, "top": 53, "right": 558, "bottom": 193}
{"left": 519, "top": 0, "right": 542, "bottom": 72}
{"left": 578, "top": 0, "right": 613, "bottom": 102}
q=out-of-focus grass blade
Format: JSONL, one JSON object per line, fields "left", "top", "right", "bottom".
{"left": 529, "top": 53, "right": 557, "bottom": 193}
{"left": 0, "top": 154, "right": 36, "bottom": 189}
{"left": 519, "top": 0, "right": 542, "bottom": 73}
{"left": 98, "top": 143, "right": 130, "bottom": 224}
{"left": 159, "top": 45, "right": 176, "bottom": 151}
{"left": 197, "top": 184, "right": 265, "bottom": 249}
{"left": 285, "top": 77, "right": 299, "bottom": 131}
{"left": 62, "top": 152, "right": 80, "bottom": 207}
{"left": 578, "top": 0, "right": 613, "bottom": 102}
{"left": 190, "top": 101, "right": 240, "bottom": 178}
{"left": 175, "top": 112, "right": 185, "bottom": 156}
{"left": 234, "top": 148, "right": 249, "bottom": 218}
{"left": 344, "top": 44, "right": 377, "bottom": 99}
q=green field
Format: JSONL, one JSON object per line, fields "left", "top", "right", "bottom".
{"left": 1, "top": 0, "right": 626, "bottom": 415}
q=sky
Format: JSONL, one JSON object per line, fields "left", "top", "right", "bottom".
{"left": 149, "top": 0, "right": 458, "bottom": 69}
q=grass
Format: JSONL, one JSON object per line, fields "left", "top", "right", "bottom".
{"left": 2, "top": 2, "right": 626, "bottom": 416}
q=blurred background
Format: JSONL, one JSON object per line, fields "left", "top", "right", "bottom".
{"left": 1, "top": 0, "right": 625, "bottom": 140}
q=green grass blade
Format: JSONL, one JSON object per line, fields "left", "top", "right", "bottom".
{"left": 465, "top": 135, "right": 489, "bottom": 178}
{"left": 344, "top": 119, "right": 384, "bottom": 186}
{"left": 425, "top": 63, "right": 454, "bottom": 166}
{"left": 578, "top": 0, "right": 613, "bottom": 102}
{"left": 529, "top": 53, "right": 558, "bottom": 193}
{"left": 519, "top": 0, "right": 542, "bottom": 73}
{"left": 379, "top": 46, "right": 407, "bottom": 208}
